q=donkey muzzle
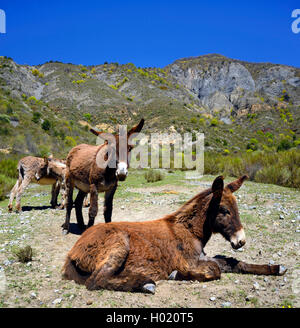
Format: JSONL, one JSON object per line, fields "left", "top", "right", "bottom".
{"left": 35, "top": 173, "right": 41, "bottom": 181}
{"left": 230, "top": 228, "right": 246, "bottom": 249}
{"left": 116, "top": 162, "right": 128, "bottom": 181}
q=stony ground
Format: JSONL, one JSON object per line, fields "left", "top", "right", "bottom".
{"left": 0, "top": 170, "right": 299, "bottom": 308}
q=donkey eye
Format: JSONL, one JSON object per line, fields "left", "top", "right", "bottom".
{"left": 220, "top": 206, "right": 230, "bottom": 215}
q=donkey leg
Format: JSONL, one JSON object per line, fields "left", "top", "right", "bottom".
{"left": 87, "top": 184, "right": 98, "bottom": 228}
{"left": 62, "top": 176, "right": 74, "bottom": 234}
{"left": 85, "top": 232, "right": 155, "bottom": 293}
{"left": 50, "top": 182, "right": 60, "bottom": 208}
{"left": 58, "top": 180, "right": 66, "bottom": 210}
{"left": 85, "top": 232, "right": 129, "bottom": 291}
{"left": 74, "top": 190, "right": 87, "bottom": 230}
{"left": 169, "top": 260, "right": 221, "bottom": 282}
{"left": 103, "top": 184, "right": 117, "bottom": 223}
{"left": 212, "top": 255, "right": 287, "bottom": 276}
{"left": 8, "top": 179, "right": 20, "bottom": 212}
{"left": 15, "top": 177, "right": 31, "bottom": 212}
{"left": 83, "top": 194, "right": 90, "bottom": 208}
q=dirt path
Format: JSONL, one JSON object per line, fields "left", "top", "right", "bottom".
{"left": 0, "top": 172, "right": 299, "bottom": 308}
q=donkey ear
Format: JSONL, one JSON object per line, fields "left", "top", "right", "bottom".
{"left": 90, "top": 129, "right": 115, "bottom": 143}
{"left": 212, "top": 175, "right": 224, "bottom": 197}
{"left": 226, "top": 175, "right": 248, "bottom": 193}
{"left": 43, "top": 157, "right": 49, "bottom": 165}
{"left": 90, "top": 128, "right": 100, "bottom": 136}
{"left": 128, "top": 118, "right": 144, "bottom": 136}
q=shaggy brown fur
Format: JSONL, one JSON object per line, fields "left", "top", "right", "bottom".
{"left": 8, "top": 156, "right": 66, "bottom": 212}
{"left": 61, "top": 119, "right": 144, "bottom": 234}
{"left": 62, "top": 175, "right": 287, "bottom": 293}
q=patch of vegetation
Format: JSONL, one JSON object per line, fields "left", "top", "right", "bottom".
{"left": 12, "top": 246, "right": 33, "bottom": 263}
{"left": 204, "top": 149, "right": 300, "bottom": 189}
{"left": 31, "top": 69, "right": 44, "bottom": 79}
{"left": 144, "top": 169, "right": 164, "bottom": 183}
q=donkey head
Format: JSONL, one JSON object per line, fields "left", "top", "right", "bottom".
{"left": 90, "top": 119, "right": 144, "bottom": 181}
{"left": 35, "top": 157, "right": 49, "bottom": 181}
{"left": 209, "top": 175, "right": 248, "bottom": 249}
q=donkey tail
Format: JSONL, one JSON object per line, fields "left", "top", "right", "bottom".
{"left": 62, "top": 256, "right": 91, "bottom": 285}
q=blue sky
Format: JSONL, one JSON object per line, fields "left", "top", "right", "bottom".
{"left": 0, "top": 0, "right": 299, "bottom": 67}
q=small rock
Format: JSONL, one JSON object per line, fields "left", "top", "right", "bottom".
{"left": 264, "top": 277, "right": 269, "bottom": 283}
{"left": 222, "top": 302, "right": 231, "bottom": 308}
{"left": 279, "top": 214, "right": 284, "bottom": 220}
{"left": 253, "top": 282, "right": 260, "bottom": 290}
{"left": 30, "top": 292, "right": 37, "bottom": 299}
{"left": 3, "top": 260, "right": 13, "bottom": 266}
{"left": 86, "top": 300, "right": 93, "bottom": 305}
{"left": 245, "top": 295, "right": 253, "bottom": 301}
{"left": 210, "top": 297, "right": 216, "bottom": 301}
{"left": 269, "top": 260, "right": 275, "bottom": 265}
{"left": 202, "top": 284, "right": 207, "bottom": 289}
{"left": 69, "top": 295, "right": 75, "bottom": 300}
{"left": 234, "top": 280, "right": 239, "bottom": 284}
{"left": 52, "top": 298, "right": 62, "bottom": 305}
{"left": 121, "top": 206, "right": 125, "bottom": 210}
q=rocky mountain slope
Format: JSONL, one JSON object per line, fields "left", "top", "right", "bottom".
{"left": 0, "top": 54, "right": 299, "bottom": 157}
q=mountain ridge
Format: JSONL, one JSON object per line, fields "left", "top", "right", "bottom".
{"left": 0, "top": 54, "right": 299, "bottom": 158}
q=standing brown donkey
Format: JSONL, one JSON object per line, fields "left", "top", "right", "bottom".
{"left": 8, "top": 156, "right": 66, "bottom": 212}
{"left": 62, "top": 175, "right": 286, "bottom": 293}
{"left": 61, "top": 119, "right": 144, "bottom": 234}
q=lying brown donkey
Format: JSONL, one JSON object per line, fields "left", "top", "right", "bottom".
{"left": 62, "top": 175, "right": 287, "bottom": 294}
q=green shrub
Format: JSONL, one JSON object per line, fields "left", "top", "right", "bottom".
{"left": 0, "top": 174, "right": 15, "bottom": 200}
{"left": 12, "top": 246, "right": 33, "bottom": 263}
{"left": 83, "top": 113, "right": 92, "bottom": 122}
{"left": 31, "top": 69, "right": 44, "bottom": 78}
{"left": 255, "top": 165, "right": 291, "bottom": 186}
{"left": 246, "top": 138, "right": 258, "bottom": 151}
{"left": 144, "top": 169, "right": 164, "bottom": 183}
{"left": 32, "top": 112, "right": 41, "bottom": 123}
{"left": 41, "top": 119, "right": 51, "bottom": 131}
{"left": 277, "top": 138, "right": 293, "bottom": 152}
{"left": 0, "top": 159, "right": 18, "bottom": 178}
{"left": 65, "top": 136, "right": 77, "bottom": 148}
{"left": 210, "top": 118, "right": 219, "bottom": 127}
{"left": 37, "top": 145, "right": 51, "bottom": 157}
{"left": 204, "top": 149, "right": 300, "bottom": 189}
{"left": 0, "top": 114, "right": 10, "bottom": 123}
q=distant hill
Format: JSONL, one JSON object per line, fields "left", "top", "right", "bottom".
{"left": 0, "top": 54, "right": 299, "bottom": 158}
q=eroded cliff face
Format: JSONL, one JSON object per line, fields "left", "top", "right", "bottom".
{"left": 167, "top": 54, "right": 300, "bottom": 115}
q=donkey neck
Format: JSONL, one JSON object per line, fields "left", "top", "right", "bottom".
{"left": 49, "top": 162, "right": 65, "bottom": 179}
{"left": 173, "top": 188, "right": 215, "bottom": 247}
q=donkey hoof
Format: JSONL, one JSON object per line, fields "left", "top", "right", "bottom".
{"left": 278, "top": 265, "right": 287, "bottom": 276}
{"left": 168, "top": 270, "right": 178, "bottom": 280}
{"left": 142, "top": 283, "right": 156, "bottom": 294}
{"left": 62, "top": 229, "right": 69, "bottom": 235}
